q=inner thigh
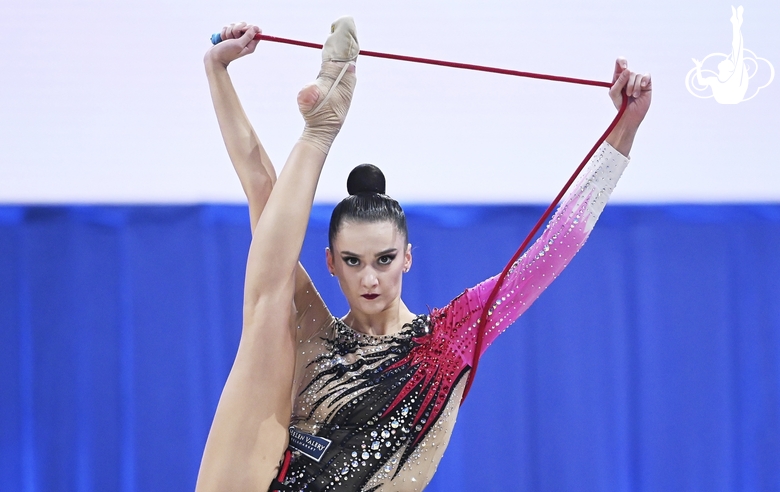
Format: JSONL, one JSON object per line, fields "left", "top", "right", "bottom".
{"left": 196, "top": 301, "right": 297, "bottom": 491}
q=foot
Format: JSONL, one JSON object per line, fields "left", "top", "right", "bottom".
{"left": 299, "top": 17, "right": 359, "bottom": 154}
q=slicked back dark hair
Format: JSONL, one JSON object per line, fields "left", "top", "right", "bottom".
{"left": 328, "top": 164, "right": 408, "bottom": 248}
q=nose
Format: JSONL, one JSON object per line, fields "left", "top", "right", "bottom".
{"left": 361, "top": 270, "right": 378, "bottom": 289}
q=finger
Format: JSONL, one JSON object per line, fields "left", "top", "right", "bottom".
{"left": 634, "top": 75, "right": 644, "bottom": 97}
{"left": 609, "top": 71, "right": 630, "bottom": 110}
{"left": 239, "top": 25, "right": 259, "bottom": 47}
{"left": 221, "top": 25, "right": 229, "bottom": 41}
{"left": 635, "top": 73, "right": 647, "bottom": 97}
{"left": 610, "top": 67, "right": 630, "bottom": 99}
{"left": 243, "top": 26, "right": 261, "bottom": 53}
{"left": 229, "top": 23, "right": 239, "bottom": 39}
{"left": 613, "top": 57, "right": 627, "bottom": 83}
{"left": 632, "top": 72, "right": 650, "bottom": 97}
{"left": 231, "top": 21, "right": 247, "bottom": 40}
{"left": 640, "top": 73, "right": 652, "bottom": 91}
{"left": 628, "top": 71, "right": 641, "bottom": 98}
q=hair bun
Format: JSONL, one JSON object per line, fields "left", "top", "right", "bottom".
{"left": 347, "top": 163, "right": 386, "bottom": 195}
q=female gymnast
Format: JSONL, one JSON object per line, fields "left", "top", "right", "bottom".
{"left": 196, "top": 17, "right": 652, "bottom": 492}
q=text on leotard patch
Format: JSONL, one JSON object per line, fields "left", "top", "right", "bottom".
{"left": 289, "top": 428, "right": 332, "bottom": 462}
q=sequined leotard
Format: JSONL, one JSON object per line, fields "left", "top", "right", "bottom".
{"left": 275, "top": 142, "right": 629, "bottom": 491}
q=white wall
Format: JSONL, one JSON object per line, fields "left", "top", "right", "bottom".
{"left": 0, "top": 0, "right": 777, "bottom": 203}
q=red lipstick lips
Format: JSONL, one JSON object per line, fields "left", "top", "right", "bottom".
{"left": 362, "top": 294, "right": 379, "bottom": 300}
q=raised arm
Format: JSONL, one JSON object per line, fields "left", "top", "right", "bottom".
{"left": 437, "top": 58, "right": 651, "bottom": 365}
{"left": 606, "top": 57, "right": 652, "bottom": 156}
{"left": 204, "top": 23, "right": 331, "bottom": 339}
{"left": 205, "top": 23, "right": 275, "bottom": 226}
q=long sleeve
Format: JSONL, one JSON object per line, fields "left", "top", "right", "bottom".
{"left": 431, "top": 142, "right": 630, "bottom": 367}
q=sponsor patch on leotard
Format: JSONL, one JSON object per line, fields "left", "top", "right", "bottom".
{"left": 289, "top": 428, "right": 332, "bottom": 462}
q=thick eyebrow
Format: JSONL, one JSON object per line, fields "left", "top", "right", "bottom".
{"left": 374, "top": 248, "right": 398, "bottom": 257}
{"left": 339, "top": 248, "right": 398, "bottom": 258}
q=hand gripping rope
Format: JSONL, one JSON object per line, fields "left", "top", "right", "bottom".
{"left": 212, "top": 31, "right": 629, "bottom": 403}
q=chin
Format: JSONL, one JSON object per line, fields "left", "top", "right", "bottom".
{"left": 353, "top": 298, "right": 389, "bottom": 315}
{"left": 358, "top": 302, "right": 385, "bottom": 315}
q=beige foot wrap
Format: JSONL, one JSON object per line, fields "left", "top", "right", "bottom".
{"left": 298, "top": 17, "right": 359, "bottom": 154}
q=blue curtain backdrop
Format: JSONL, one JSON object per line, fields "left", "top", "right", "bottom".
{"left": 1, "top": 204, "right": 778, "bottom": 492}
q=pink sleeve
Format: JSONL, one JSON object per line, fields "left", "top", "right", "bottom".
{"left": 432, "top": 142, "right": 630, "bottom": 367}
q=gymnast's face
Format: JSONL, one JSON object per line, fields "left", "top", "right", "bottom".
{"left": 326, "top": 220, "right": 412, "bottom": 316}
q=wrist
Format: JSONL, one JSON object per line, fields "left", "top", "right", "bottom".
{"left": 204, "top": 52, "right": 229, "bottom": 73}
{"left": 606, "top": 122, "right": 637, "bottom": 157}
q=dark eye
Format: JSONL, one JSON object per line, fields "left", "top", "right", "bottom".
{"left": 377, "top": 255, "right": 396, "bottom": 266}
{"left": 343, "top": 257, "right": 359, "bottom": 266}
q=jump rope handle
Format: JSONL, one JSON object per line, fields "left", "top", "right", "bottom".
{"left": 211, "top": 32, "right": 263, "bottom": 45}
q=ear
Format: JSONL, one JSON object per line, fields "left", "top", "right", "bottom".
{"left": 325, "top": 247, "right": 335, "bottom": 275}
{"left": 403, "top": 243, "right": 413, "bottom": 273}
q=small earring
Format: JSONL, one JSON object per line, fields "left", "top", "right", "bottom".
{"left": 330, "top": 272, "right": 335, "bottom": 277}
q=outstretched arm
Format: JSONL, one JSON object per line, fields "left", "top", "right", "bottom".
{"left": 439, "top": 140, "right": 629, "bottom": 365}
{"left": 438, "top": 57, "right": 651, "bottom": 365}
